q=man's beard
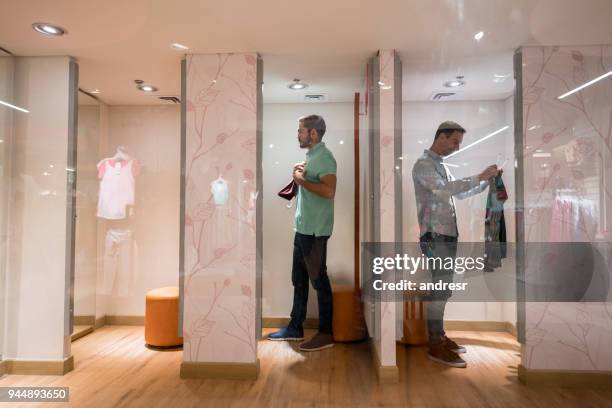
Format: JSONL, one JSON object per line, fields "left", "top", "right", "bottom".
{"left": 300, "top": 135, "right": 312, "bottom": 148}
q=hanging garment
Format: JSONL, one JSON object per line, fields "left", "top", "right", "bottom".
{"left": 103, "top": 229, "right": 137, "bottom": 296}
{"left": 549, "top": 194, "right": 597, "bottom": 242}
{"left": 484, "top": 174, "right": 507, "bottom": 271}
{"left": 97, "top": 158, "right": 140, "bottom": 219}
{"left": 210, "top": 177, "right": 229, "bottom": 206}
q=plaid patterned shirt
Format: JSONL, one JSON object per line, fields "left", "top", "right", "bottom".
{"left": 412, "top": 149, "right": 489, "bottom": 238}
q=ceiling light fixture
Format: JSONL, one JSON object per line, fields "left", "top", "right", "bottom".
{"left": 446, "top": 125, "right": 509, "bottom": 159}
{"left": 32, "top": 22, "right": 66, "bottom": 36}
{"left": 378, "top": 81, "right": 392, "bottom": 90}
{"left": 171, "top": 43, "right": 189, "bottom": 51}
{"left": 288, "top": 79, "right": 308, "bottom": 90}
{"left": 474, "top": 31, "right": 484, "bottom": 41}
{"left": 0, "top": 99, "right": 29, "bottom": 113}
{"left": 557, "top": 70, "right": 612, "bottom": 99}
{"left": 493, "top": 73, "right": 510, "bottom": 83}
{"left": 88, "top": 89, "right": 101, "bottom": 94}
{"left": 137, "top": 84, "right": 158, "bottom": 92}
{"left": 444, "top": 76, "right": 466, "bottom": 88}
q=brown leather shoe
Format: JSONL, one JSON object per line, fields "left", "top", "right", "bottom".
{"left": 427, "top": 344, "right": 467, "bottom": 368}
{"left": 443, "top": 336, "right": 466, "bottom": 354}
{"left": 299, "top": 332, "right": 334, "bottom": 352}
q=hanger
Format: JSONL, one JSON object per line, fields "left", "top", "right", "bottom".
{"left": 112, "top": 146, "right": 130, "bottom": 161}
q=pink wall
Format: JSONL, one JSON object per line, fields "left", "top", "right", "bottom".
{"left": 520, "top": 45, "right": 612, "bottom": 371}
{"left": 377, "top": 49, "right": 398, "bottom": 368}
{"left": 183, "top": 53, "right": 260, "bottom": 364}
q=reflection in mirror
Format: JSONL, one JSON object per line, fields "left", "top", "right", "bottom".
{"left": 402, "top": 52, "right": 517, "bottom": 329}
{"left": 73, "top": 90, "right": 100, "bottom": 341}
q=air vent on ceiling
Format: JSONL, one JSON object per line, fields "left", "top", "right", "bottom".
{"left": 158, "top": 96, "right": 181, "bottom": 104}
{"left": 304, "top": 94, "right": 326, "bottom": 102}
{"left": 431, "top": 92, "right": 456, "bottom": 101}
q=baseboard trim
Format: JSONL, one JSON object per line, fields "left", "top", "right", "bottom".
{"left": 518, "top": 364, "right": 612, "bottom": 387}
{"left": 94, "top": 316, "right": 106, "bottom": 329}
{"left": 4, "top": 356, "right": 74, "bottom": 376}
{"left": 368, "top": 338, "right": 399, "bottom": 384}
{"left": 73, "top": 315, "right": 95, "bottom": 326}
{"left": 70, "top": 326, "right": 94, "bottom": 341}
{"left": 71, "top": 326, "right": 94, "bottom": 342}
{"left": 105, "top": 315, "right": 145, "bottom": 326}
{"left": 262, "top": 317, "right": 319, "bottom": 330}
{"left": 180, "top": 360, "right": 260, "bottom": 380}
{"left": 506, "top": 322, "right": 517, "bottom": 338}
{"left": 444, "top": 320, "right": 515, "bottom": 334}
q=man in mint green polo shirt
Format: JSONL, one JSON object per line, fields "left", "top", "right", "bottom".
{"left": 267, "top": 114, "right": 337, "bottom": 352}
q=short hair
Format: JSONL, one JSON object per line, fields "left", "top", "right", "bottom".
{"left": 299, "top": 115, "right": 326, "bottom": 138}
{"left": 434, "top": 128, "right": 465, "bottom": 141}
{"left": 434, "top": 121, "right": 465, "bottom": 140}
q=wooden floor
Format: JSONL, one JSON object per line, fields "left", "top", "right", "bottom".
{"left": 1, "top": 326, "right": 612, "bottom": 407}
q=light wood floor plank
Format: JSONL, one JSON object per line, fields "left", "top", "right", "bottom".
{"left": 0, "top": 326, "right": 611, "bottom": 407}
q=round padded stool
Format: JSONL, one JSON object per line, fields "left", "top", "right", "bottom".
{"left": 145, "top": 286, "right": 183, "bottom": 348}
{"left": 332, "top": 284, "right": 367, "bottom": 342}
{"left": 400, "top": 300, "right": 428, "bottom": 345}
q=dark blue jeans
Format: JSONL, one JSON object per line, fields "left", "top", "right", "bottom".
{"left": 419, "top": 232, "right": 458, "bottom": 345}
{"left": 288, "top": 232, "right": 333, "bottom": 335}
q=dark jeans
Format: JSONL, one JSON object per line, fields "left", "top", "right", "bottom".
{"left": 419, "top": 232, "right": 458, "bottom": 345}
{"left": 288, "top": 232, "right": 333, "bottom": 335}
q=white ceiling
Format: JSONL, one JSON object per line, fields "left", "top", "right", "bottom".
{"left": 0, "top": 0, "right": 610, "bottom": 105}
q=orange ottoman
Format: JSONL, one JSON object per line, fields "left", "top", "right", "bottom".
{"left": 145, "top": 286, "right": 183, "bottom": 347}
{"left": 332, "top": 284, "right": 368, "bottom": 342}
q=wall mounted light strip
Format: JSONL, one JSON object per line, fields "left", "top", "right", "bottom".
{"left": 557, "top": 70, "right": 612, "bottom": 99}
{"left": 0, "top": 100, "right": 29, "bottom": 113}
{"left": 446, "top": 125, "right": 509, "bottom": 159}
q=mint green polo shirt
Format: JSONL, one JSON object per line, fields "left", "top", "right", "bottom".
{"left": 294, "top": 142, "right": 337, "bottom": 237}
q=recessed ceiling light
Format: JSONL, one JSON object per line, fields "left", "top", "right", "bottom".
{"left": 474, "top": 31, "right": 484, "bottom": 41}
{"left": 87, "top": 89, "right": 101, "bottom": 94}
{"left": 493, "top": 73, "right": 510, "bottom": 83}
{"left": 378, "top": 81, "right": 392, "bottom": 90}
{"left": 171, "top": 43, "right": 189, "bottom": 51}
{"left": 137, "top": 84, "right": 158, "bottom": 92}
{"left": 288, "top": 79, "right": 308, "bottom": 90}
{"left": 32, "top": 22, "right": 66, "bottom": 36}
{"left": 444, "top": 76, "right": 466, "bottom": 88}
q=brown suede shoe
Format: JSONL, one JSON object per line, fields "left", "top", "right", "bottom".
{"left": 298, "top": 332, "right": 334, "bottom": 352}
{"left": 427, "top": 344, "right": 467, "bottom": 368}
{"left": 443, "top": 336, "right": 466, "bottom": 354}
